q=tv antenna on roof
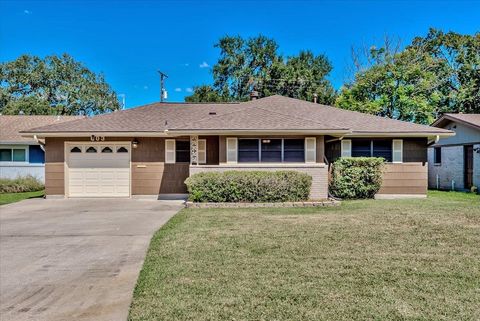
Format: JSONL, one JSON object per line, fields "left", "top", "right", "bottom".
{"left": 157, "top": 70, "right": 168, "bottom": 102}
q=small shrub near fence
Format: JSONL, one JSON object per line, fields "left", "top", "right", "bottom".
{"left": 185, "top": 170, "right": 312, "bottom": 203}
{"left": 0, "top": 175, "right": 44, "bottom": 193}
{"left": 329, "top": 157, "right": 384, "bottom": 199}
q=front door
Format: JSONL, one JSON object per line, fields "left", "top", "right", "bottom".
{"left": 464, "top": 145, "right": 474, "bottom": 190}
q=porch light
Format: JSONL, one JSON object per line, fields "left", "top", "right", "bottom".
{"left": 132, "top": 139, "right": 139, "bottom": 149}
{"left": 262, "top": 139, "right": 271, "bottom": 143}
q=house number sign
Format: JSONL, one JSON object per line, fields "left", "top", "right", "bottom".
{"left": 90, "top": 135, "right": 105, "bottom": 142}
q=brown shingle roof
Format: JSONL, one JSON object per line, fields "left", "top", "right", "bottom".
{"left": 432, "top": 113, "right": 480, "bottom": 130}
{"left": 22, "top": 95, "right": 453, "bottom": 136}
{"left": 0, "top": 115, "right": 82, "bottom": 143}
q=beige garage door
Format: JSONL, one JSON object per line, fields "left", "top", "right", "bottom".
{"left": 66, "top": 143, "right": 130, "bottom": 197}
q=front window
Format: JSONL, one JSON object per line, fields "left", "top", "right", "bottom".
{"left": 284, "top": 139, "right": 305, "bottom": 162}
{"left": 0, "top": 148, "right": 26, "bottom": 162}
{"left": 261, "top": 139, "right": 282, "bottom": 162}
{"left": 238, "top": 139, "right": 259, "bottom": 162}
{"left": 434, "top": 147, "right": 441, "bottom": 164}
{"left": 175, "top": 140, "right": 190, "bottom": 163}
{"left": 351, "top": 140, "right": 392, "bottom": 162}
{"left": 238, "top": 138, "right": 305, "bottom": 163}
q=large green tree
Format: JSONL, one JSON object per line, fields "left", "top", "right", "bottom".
{"left": 186, "top": 35, "right": 336, "bottom": 104}
{"left": 0, "top": 54, "right": 120, "bottom": 115}
{"left": 336, "top": 29, "right": 480, "bottom": 124}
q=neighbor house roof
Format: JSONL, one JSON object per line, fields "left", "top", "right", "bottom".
{"left": 432, "top": 113, "right": 480, "bottom": 130}
{"left": 1, "top": 115, "right": 82, "bottom": 144}
{"left": 22, "top": 95, "right": 453, "bottom": 137}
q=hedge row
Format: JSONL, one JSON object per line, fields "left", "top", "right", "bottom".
{"left": 185, "top": 170, "right": 312, "bottom": 203}
{"left": 329, "top": 157, "right": 384, "bottom": 199}
{"left": 0, "top": 175, "right": 45, "bottom": 194}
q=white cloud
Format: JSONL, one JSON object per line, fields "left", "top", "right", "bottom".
{"left": 174, "top": 88, "right": 182, "bottom": 92}
{"left": 24, "top": 9, "right": 32, "bottom": 14}
{"left": 186, "top": 88, "right": 193, "bottom": 93}
{"left": 199, "top": 61, "right": 210, "bottom": 68}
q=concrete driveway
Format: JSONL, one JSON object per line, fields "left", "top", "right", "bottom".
{"left": 0, "top": 198, "right": 183, "bottom": 321}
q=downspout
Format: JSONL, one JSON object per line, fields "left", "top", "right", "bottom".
{"left": 34, "top": 135, "right": 45, "bottom": 152}
{"left": 427, "top": 135, "right": 440, "bottom": 146}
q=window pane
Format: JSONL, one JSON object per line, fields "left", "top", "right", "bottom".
{"left": 238, "top": 139, "right": 259, "bottom": 162}
{"left": 70, "top": 147, "right": 82, "bottom": 153}
{"left": 373, "top": 140, "right": 392, "bottom": 162}
{"left": 284, "top": 139, "right": 305, "bottom": 162}
{"left": 86, "top": 147, "right": 97, "bottom": 153}
{"left": 102, "top": 147, "right": 113, "bottom": 153}
{"left": 176, "top": 140, "right": 190, "bottom": 163}
{"left": 12, "top": 149, "right": 26, "bottom": 162}
{"left": 0, "top": 149, "right": 12, "bottom": 161}
{"left": 434, "top": 147, "right": 441, "bottom": 164}
{"left": 117, "top": 146, "right": 128, "bottom": 153}
{"left": 261, "top": 139, "right": 281, "bottom": 162}
{"left": 352, "top": 140, "right": 371, "bottom": 157}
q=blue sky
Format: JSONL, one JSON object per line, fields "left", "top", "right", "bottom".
{"left": 1, "top": 0, "right": 479, "bottom": 108}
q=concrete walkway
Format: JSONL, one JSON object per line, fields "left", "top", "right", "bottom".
{"left": 0, "top": 198, "right": 183, "bottom": 321}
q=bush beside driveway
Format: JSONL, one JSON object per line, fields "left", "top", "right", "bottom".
{"left": 129, "top": 191, "right": 480, "bottom": 321}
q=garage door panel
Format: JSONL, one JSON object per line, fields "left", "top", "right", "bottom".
{"left": 67, "top": 143, "right": 130, "bottom": 197}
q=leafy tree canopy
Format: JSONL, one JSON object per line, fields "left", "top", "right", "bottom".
{"left": 0, "top": 54, "right": 120, "bottom": 115}
{"left": 186, "top": 35, "right": 336, "bottom": 104}
{"left": 336, "top": 29, "right": 480, "bottom": 124}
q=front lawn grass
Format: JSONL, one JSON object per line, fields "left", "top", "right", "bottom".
{"left": 129, "top": 191, "right": 480, "bottom": 321}
{"left": 0, "top": 190, "right": 44, "bottom": 205}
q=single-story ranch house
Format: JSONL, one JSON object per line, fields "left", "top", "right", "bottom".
{"left": 21, "top": 94, "right": 454, "bottom": 199}
{"left": 0, "top": 115, "right": 81, "bottom": 182}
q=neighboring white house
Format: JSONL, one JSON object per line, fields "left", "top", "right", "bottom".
{"left": 0, "top": 115, "right": 81, "bottom": 182}
{"left": 428, "top": 113, "right": 480, "bottom": 191}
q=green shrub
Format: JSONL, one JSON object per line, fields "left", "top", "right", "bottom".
{"left": 0, "top": 175, "right": 44, "bottom": 193}
{"left": 329, "top": 157, "right": 384, "bottom": 199}
{"left": 185, "top": 170, "right": 312, "bottom": 203}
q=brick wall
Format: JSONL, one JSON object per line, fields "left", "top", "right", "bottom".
{"left": 189, "top": 164, "right": 328, "bottom": 200}
{"left": 428, "top": 145, "right": 465, "bottom": 190}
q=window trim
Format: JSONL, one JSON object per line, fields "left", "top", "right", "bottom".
{"left": 237, "top": 138, "right": 309, "bottom": 163}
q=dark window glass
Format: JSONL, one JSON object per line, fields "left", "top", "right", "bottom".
{"left": 70, "top": 147, "right": 82, "bottom": 153}
{"left": 352, "top": 140, "right": 371, "bottom": 157}
{"left": 86, "top": 147, "right": 97, "bottom": 153}
{"left": 176, "top": 140, "right": 190, "bottom": 163}
{"left": 102, "top": 147, "right": 113, "bottom": 153}
{"left": 283, "top": 139, "right": 305, "bottom": 162}
{"left": 12, "top": 149, "right": 26, "bottom": 162}
{"left": 373, "top": 140, "right": 392, "bottom": 162}
{"left": 117, "top": 147, "right": 128, "bottom": 153}
{"left": 261, "top": 139, "right": 282, "bottom": 162}
{"left": 238, "top": 139, "right": 259, "bottom": 162}
{"left": 434, "top": 147, "right": 441, "bottom": 164}
{"left": 0, "top": 149, "right": 12, "bottom": 161}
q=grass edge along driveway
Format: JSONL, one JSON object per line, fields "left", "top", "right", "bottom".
{"left": 0, "top": 190, "right": 44, "bottom": 206}
{"left": 129, "top": 191, "right": 480, "bottom": 321}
